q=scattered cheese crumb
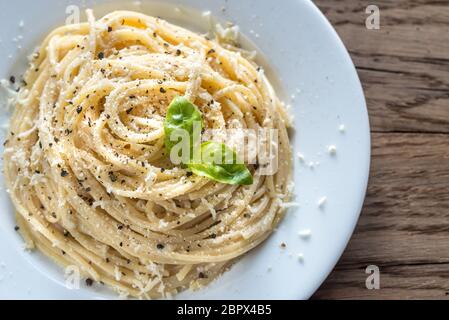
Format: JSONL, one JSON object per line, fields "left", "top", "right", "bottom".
{"left": 297, "top": 152, "right": 305, "bottom": 162}
{"left": 215, "top": 23, "right": 240, "bottom": 44}
{"left": 298, "top": 229, "right": 312, "bottom": 239}
{"left": 297, "top": 253, "right": 304, "bottom": 263}
{"left": 19, "top": 20, "right": 24, "bottom": 28}
{"left": 317, "top": 196, "right": 327, "bottom": 208}
{"left": 201, "top": 198, "right": 217, "bottom": 220}
{"left": 328, "top": 145, "right": 337, "bottom": 155}
{"left": 339, "top": 124, "right": 346, "bottom": 133}
{"left": 279, "top": 201, "right": 300, "bottom": 209}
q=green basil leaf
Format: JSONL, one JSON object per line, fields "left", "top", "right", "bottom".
{"left": 164, "top": 96, "right": 202, "bottom": 162}
{"left": 188, "top": 141, "right": 253, "bottom": 185}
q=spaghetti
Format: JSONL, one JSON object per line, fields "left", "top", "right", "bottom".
{"left": 3, "top": 10, "right": 292, "bottom": 298}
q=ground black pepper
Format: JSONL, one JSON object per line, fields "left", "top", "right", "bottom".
{"left": 108, "top": 171, "right": 117, "bottom": 182}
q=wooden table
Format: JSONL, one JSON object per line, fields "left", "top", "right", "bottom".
{"left": 312, "top": 0, "right": 449, "bottom": 299}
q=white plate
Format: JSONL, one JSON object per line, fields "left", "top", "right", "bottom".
{"left": 0, "top": 0, "right": 370, "bottom": 299}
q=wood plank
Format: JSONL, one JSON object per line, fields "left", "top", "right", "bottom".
{"left": 313, "top": 132, "right": 449, "bottom": 299}
{"left": 314, "top": 0, "right": 449, "bottom": 133}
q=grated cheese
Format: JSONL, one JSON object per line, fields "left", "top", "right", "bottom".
{"left": 317, "top": 196, "right": 327, "bottom": 208}
{"left": 298, "top": 229, "right": 312, "bottom": 239}
{"left": 327, "top": 145, "right": 337, "bottom": 155}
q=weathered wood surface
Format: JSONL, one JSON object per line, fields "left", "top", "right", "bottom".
{"left": 313, "top": 0, "right": 449, "bottom": 299}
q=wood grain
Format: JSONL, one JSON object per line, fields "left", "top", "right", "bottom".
{"left": 316, "top": 0, "right": 449, "bottom": 133}
{"left": 312, "top": 0, "right": 449, "bottom": 299}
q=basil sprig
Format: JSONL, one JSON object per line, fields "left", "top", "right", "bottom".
{"left": 163, "top": 96, "right": 253, "bottom": 185}
{"left": 188, "top": 141, "right": 253, "bottom": 185}
{"left": 164, "top": 96, "right": 202, "bottom": 163}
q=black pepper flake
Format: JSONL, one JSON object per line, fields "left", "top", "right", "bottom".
{"left": 207, "top": 49, "right": 215, "bottom": 55}
{"left": 160, "top": 168, "right": 165, "bottom": 173}
{"left": 117, "top": 224, "right": 123, "bottom": 230}
{"left": 129, "top": 95, "right": 136, "bottom": 99}
{"left": 186, "top": 171, "right": 193, "bottom": 177}
{"left": 209, "top": 233, "right": 217, "bottom": 239}
{"left": 14, "top": 225, "right": 20, "bottom": 231}
{"left": 156, "top": 243, "right": 165, "bottom": 250}
{"left": 159, "top": 87, "right": 166, "bottom": 93}
{"left": 107, "top": 26, "right": 113, "bottom": 32}
{"left": 98, "top": 52, "right": 105, "bottom": 60}
{"left": 119, "top": 242, "right": 123, "bottom": 247}
{"left": 175, "top": 49, "right": 181, "bottom": 56}
{"left": 280, "top": 242, "right": 287, "bottom": 248}
{"left": 63, "top": 230, "right": 69, "bottom": 237}
{"left": 108, "top": 171, "right": 117, "bottom": 182}
{"left": 60, "top": 169, "right": 69, "bottom": 177}
{"left": 9, "top": 76, "right": 15, "bottom": 84}
{"left": 85, "top": 278, "right": 93, "bottom": 287}
{"left": 198, "top": 272, "right": 207, "bottom": 279}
